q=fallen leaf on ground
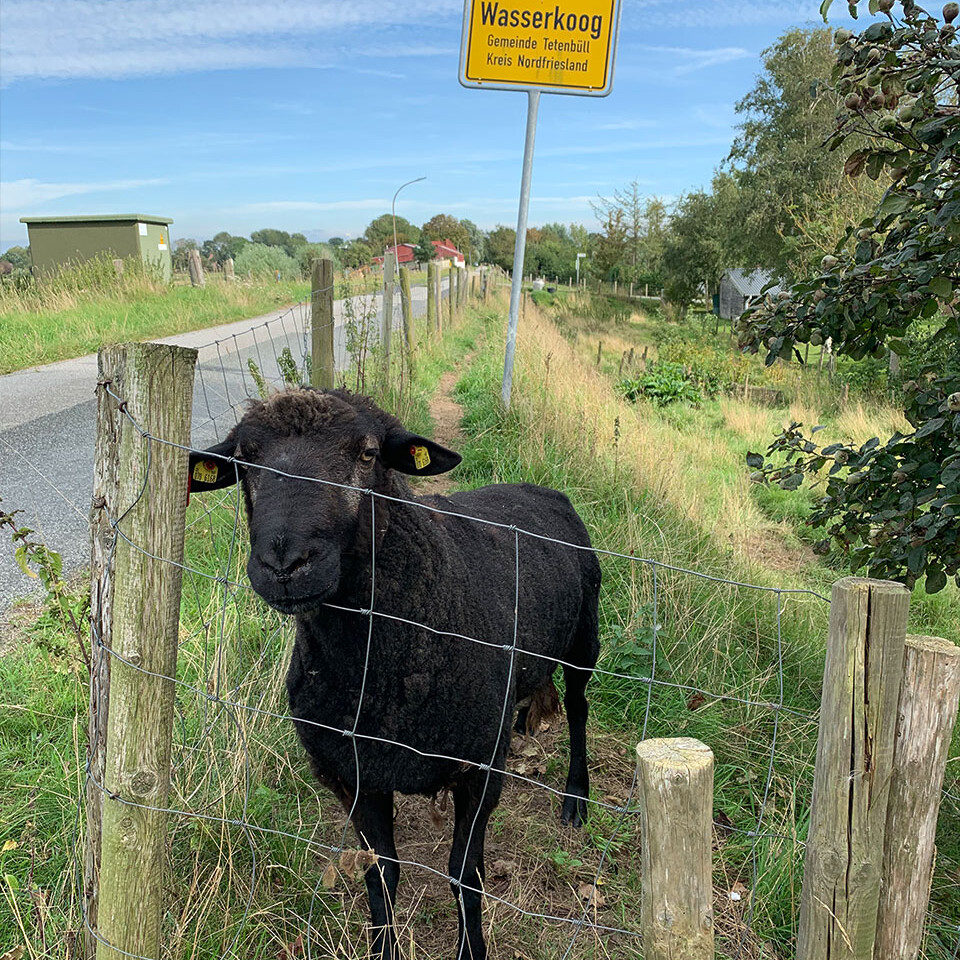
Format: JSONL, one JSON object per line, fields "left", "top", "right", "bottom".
{"left": 577, "top": 882, "right": 606, "bottom": 907}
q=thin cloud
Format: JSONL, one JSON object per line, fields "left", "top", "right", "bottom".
{"left": 2, "top": 177, "right": 169, "bottom": 209}
{"left": 1, "top": 1, "right": 458, "bottom": 84}
{"left": 628, "top": 0, "right": 854, "bottom": 28}
{"left": 639, "top": 45, "right": 754, "bottom": 75}
{"left": 226, "top": 199, "right": 390, "bottom": 214}
{"left": 594, "top": 119, "right": 660, "bottom": 131}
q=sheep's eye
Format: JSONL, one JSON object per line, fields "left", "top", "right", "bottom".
{"left": 359, "top": 447, "right": 378, "bottom": 463}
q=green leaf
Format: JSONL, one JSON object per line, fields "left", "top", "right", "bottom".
{"left": 13, "top": 545, "right": 37, "bottom": 580}
{"left": 746, "top": 452, "right": 765, "bottom": 469}
{"left": 877, "top": 192, "right": 911, "bottom": 218}
{"left": 925, "top": 568, "right": 948, "bottom": 594}
{"left": 820, "top": 0, "right": 834, "bottom": 20}
{"left": 928, "top": 277, "right": 953, "bottom": 300}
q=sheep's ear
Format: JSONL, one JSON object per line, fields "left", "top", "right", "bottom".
{"left": 382, "top": 430, "right": 462, "bottom": 476}
{"left": 188, "top": 438, "right": 245, "bottom": 493}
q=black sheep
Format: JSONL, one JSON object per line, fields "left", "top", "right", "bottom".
{"left": 189, "top": 387, "right": 601, "bottom": 960}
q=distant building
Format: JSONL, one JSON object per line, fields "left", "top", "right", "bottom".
{"left": 431, "top": 239, "right": 464, "bottom": 264}
{"left": 717, "top": 268, "right": 781, "bottom": 320}
{"left": 19, "top": 214, "right": 174, "bottom": 281}
{"left": 374, "top": 239, "right": 465, "bottom": 268}
{"left": 375, "top": 243, "right": 418, "bottom": 266}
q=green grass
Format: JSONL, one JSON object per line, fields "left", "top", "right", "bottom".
{"left": 0, "top": 273, "right": 311, "bottom": 374}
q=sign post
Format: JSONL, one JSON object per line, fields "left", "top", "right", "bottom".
{"left": 460, "top": 0, "right": 622, "bottom": 408}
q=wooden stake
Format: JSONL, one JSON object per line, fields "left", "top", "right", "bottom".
{"left": 797, "top": 578, "right": 910, "bottom": 960}
{"left": 636, "top": 738, "right": 715, "bottom": 960}
{"left": 311, "top": 258, "right": 335, "bottom": 390}
{"left": 399, "top": 266, "right": 415, "bottom": 381}
{"left": 876, "top": 634, "right": 960, "bottom": 960}
{"left": 427, "top": 262, "right": 438, "bottom": 334}
{"left": 187, "top": 248, "right": 204, "bottom": 288}
{"left": 382, "top": 250, "right": 396, "bottom": 373}
{"left": 88, "top": 342, "right": 197, "bottom": 960}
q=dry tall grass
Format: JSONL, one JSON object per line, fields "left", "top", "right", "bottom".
{"left": 511, "top": 301, "right": 808, "bottom": 581}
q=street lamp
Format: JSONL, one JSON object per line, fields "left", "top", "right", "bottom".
{"left": 576, "top": 252, "right": 587, "bottom": 286}
{"left": 392, "top": 176, "right": 427, "bottom": 260}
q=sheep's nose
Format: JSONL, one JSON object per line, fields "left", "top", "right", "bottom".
{"left": 257, "top": 544, "right": 311, "bottom": 582}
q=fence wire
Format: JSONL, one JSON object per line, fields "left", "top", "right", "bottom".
{"left": 67, "top": 300, "right": 960, "bottom": 960}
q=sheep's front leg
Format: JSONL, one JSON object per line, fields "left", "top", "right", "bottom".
{"left": 449, "top": 775, "right": 502, "bottom": 960}
{"left": 350, "top": 791, "right": 400, "bottom": 960}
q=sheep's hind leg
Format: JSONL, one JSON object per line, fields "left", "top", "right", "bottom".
{"left": 560, "top": 640, "right": 598, "bottom": 826}
{"left": 449, "top": 773, "right": 502, "bottom": 960}
{"left": 350, "top": 791, "right": 401, "bottom": 960}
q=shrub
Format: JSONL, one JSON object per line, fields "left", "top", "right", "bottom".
{"left": 657, "top": 339, "right": 748, "bottom": 396}
{"left": 618, "top": 361, "right": 704, "bottom": 406}
{"left": 234, "top": 243, "right": 299, "bottom": 280}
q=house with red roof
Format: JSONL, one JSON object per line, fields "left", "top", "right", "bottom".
{"left": 373, "top": 239, "right": 465, "bottom": 267}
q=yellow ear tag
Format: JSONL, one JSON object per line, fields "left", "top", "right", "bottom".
{"left": 193, "top": 460, "right": 219, "bottom": 484}
{"left": 411, "top": 445, "right": 431, "bottom": 471}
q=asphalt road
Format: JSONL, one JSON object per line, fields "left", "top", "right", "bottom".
{"left": 0, "top": 282, "right": 435, "bottom": 613}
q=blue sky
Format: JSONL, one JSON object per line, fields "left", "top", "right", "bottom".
{"left": 0, "top": 0, "right": 861, "bottom": 251}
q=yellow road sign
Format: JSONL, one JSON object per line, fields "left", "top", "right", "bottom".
{"left": 460, "top": 0, "right": 621, "bottom": 96}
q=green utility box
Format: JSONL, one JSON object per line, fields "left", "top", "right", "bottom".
{"left": 19, "top": 214, "right": 174, "bottom": 281}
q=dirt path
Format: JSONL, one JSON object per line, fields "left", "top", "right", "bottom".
{"left": 416, "top": 366, "right": 468, "bottom": 497}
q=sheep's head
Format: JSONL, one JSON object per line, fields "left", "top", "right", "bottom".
{"left": 188, "top": 388, "right": 461, "bottom": 614}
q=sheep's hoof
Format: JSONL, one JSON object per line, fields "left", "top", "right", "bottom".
{"left": 561, "top": 795, "right": 588, "bottom": 828}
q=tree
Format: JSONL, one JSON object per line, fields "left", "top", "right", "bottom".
{"left": 588, "top": 208, "right": 628, "bottom": 282}
{"left": 421, "top": 213, "right": 470, "bottom": 256}
{"left": 340, "top": 239, "right": 374, "bottom": 270}
{"left": 328, "top": 237, "right": 346, "bottom": 249}
{"left": 295, "top": 242, "right": 339, "bottom": 277}
{"left": 1, "top": 245, "right": 31, "bottom": 271}
{"left": 364, "top": 214, "right": 420, "bottom": 253}
{"left": 726, "top": 28, "right": 855, "bottom": 274}
{"left": 172, "top": 238, "right": 198, "bottom": 272}
{"left": 743, "top": 0, "right": 960, "bottom": 593}
{"left": 201, "top": 232, "right": 248, "bottom": 265}
{"left": 459, "top": 219, "right": 485, "bottom": 264}
{"left": 250, "top": 228, "right": 291, "bottom": 251}
{"left": 524, "top": 223, "right": 578, "bottom": 279}
{"left": 414, "top": 236, "right": 437, "bottom": 265}
{"left": 660, "top": 180, "right": 740, "bottom": 315}
{"left": 485, "top": 225, "right": 517, "bottom": 273}
{"left": 591, "top": 182, "right": 669, "bottom": 284}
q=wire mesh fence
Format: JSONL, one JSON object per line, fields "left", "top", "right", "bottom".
{"left": 73, "top": 309, "right": 960, "bottom": 960}
{"left": 0, "top": 271, "right": 940, "bottom": 960}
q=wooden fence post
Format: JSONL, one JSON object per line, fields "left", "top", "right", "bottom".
{"left": 427, "top": 262, "right": 438, "bottom": 334}
{"left": 223, "top": 257, "right": 235, "bottom": 281}
{"left": 311, "top": 258, "right": 335, "bottom": 389}
{"left": 636, "top": 738, "right": 715, "bottom": 960}
{"left": 797, "top": 577, "right": 910, "bottom": 960}
{"left": 399, "top": 265, "right": 415, "bottom": 382}
{"left": 86, "top": 342, "right": 197, "bottom": 960}
{"left": 382, "top": 251, "right": 396, "bottom": 374}
{"left": 875, "top": 634, "right": 960, "bottom": 960}
{"left": 446, "top": 265, "right": 455, "bottom": 328}
{"left": 187, "top": 248, "right": 205, "bottom": 288}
